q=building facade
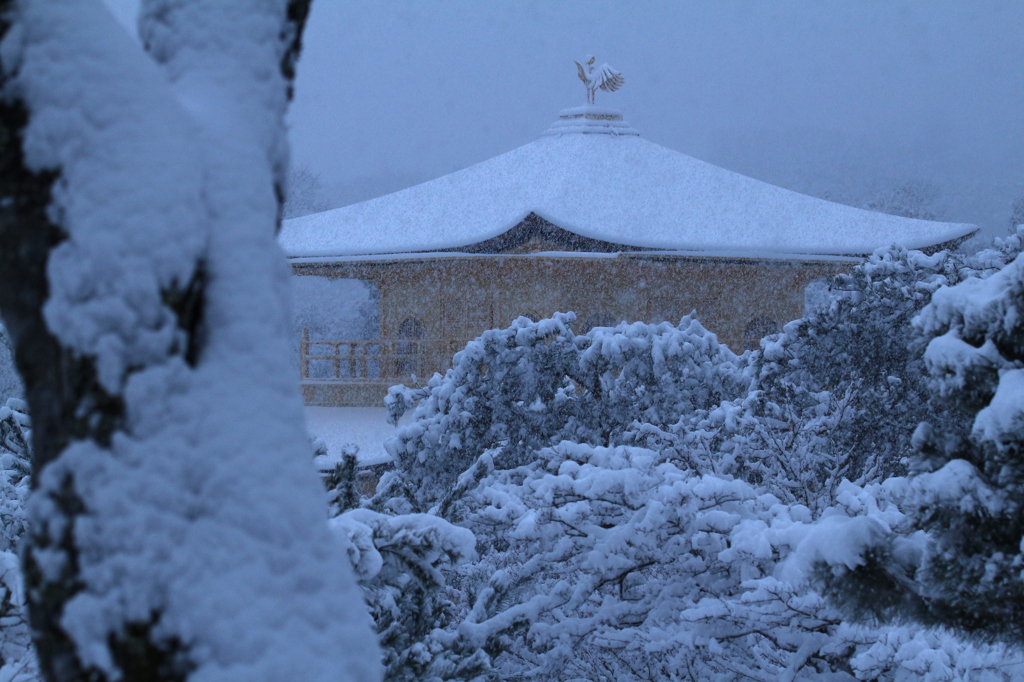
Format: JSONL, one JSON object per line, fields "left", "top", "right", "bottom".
{"left": 280, "top": 107, "right": 974, "bottom": 406}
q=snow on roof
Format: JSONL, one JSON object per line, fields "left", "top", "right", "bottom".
{"left": 280, "top": 108, "right": 976, "bottom": 259}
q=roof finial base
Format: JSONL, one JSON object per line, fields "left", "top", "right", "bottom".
{"left": 543, "top": 106, "right": 640, "bottom": 137}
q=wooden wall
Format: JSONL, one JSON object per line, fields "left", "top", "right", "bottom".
{"left": 292, "top": 252, "right": 852, "bottom": 406}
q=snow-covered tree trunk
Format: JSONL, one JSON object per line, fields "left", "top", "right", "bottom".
{"left": 0, "top": 2, "right": 378, "bottom": 681}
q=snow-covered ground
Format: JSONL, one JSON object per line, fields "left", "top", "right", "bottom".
{"left": 305, "top": 407, "right": 396, "bottom": 466}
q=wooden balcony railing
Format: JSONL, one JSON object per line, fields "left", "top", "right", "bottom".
{"left": 299, "top": 330, "right": 756, "bottom": 407}
{"left": 299, "top": 330, "right": 466, "bottom": 382}
{"left": 300, "top": 330, "right": 756, "bottom": 383}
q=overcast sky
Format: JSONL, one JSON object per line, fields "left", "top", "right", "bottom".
{"left": 105, "top": 1, "right": 1024, "bottom": 240}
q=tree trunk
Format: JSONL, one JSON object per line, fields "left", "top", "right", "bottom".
{"left": 0, "top": 2, "right": 375, "bottom": 681}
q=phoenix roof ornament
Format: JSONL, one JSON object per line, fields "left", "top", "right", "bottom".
{"left": 574, "top": 55, "right": 625, "bottom": 105}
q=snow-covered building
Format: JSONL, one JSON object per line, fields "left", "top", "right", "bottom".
{"left": 280, "top": 106, "right": 975, "bottom": 407}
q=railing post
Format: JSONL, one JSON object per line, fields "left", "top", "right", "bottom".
{"left": 347, "top": 342, "right": 357, "bottom": 379}
{"left": 300, "top": 328, "right": 310, "bottom": 378}
{"left": 382, "top": 341, "right": 393, "bottom": 379}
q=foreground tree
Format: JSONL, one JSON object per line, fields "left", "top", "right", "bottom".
{"left": 819, "top": 250, "right": 1024, "bottom": 644}
{"left": 753, "top": 246, "right": 966, "bottom": 487}
{"left": 382, "top": 313, "right": 749, "bottom": 513}
{"left": 0, "top": 2, "right": 377, "bottom": 681}
{"left": 915, "top": 255, "right": 1024, "bottom": 640}
{"left": 0, "top": 395, "right": 34, "bottom": 681}
{"left": 368, "top": 304, "right": 1021, "bottom": 680}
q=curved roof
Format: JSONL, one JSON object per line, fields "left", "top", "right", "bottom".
{"left": 280, "top": 113, "right": 975, "bottom": 259}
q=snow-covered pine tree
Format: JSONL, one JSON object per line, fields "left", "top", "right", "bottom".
{"left": 382, "top": 312, "right": 753, "bottom": 514}
{"left": 0, "top": 2, "right": 377, "bottom": 680}
{"left": 803, "top": 232, "right": 1024, "bottom": 645}
{"left": 0, "top": 323, "right": 23, "bottom": 401}
{"left": 623, "top": 247, "right": 960, "bottom": 516}
{"left": 0, "top": 548, "right": 35, "bottom": 682}
{"left": 755, "top": 245, "right": 963, "bottom": 486}
{"left": 429, "top": 434, "right": 1020, "bottom": 680}
{"left": 575, "top": 314, "right": 750, "bottom": 450}
{"left": 0, "top": 396, "right": 34, "bottom": 681}
{"left": 315, "top": 432, "right": 498, "bottom": 681}
{"left": 902, "top": 247, "right": 1024, "bottom": 642}
{"left": 320, "top": 441, "right": 362, "bottom": 516}
{"left": 0, "top": 397, "right": 30, "bottom": 485}
{"left": 709, "top": 240, "right": 1023, "bottom": 511}
{"left": 380, "top": 306, "right": 1024, "bottom": 679}
{"left": 382, "top": 313, "right": 585, "bottom": 513}
{"left": 330, "top": 510, "right": 489, "bottom": 682}
{"left": 0, "top": 322, "right": 33, "bottom": 679}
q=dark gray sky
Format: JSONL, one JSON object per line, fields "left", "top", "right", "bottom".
{"left": 107, "top": 0, "right": 1024, "bottom": 239}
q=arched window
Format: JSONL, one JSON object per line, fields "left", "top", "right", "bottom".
{"left": 398, "top": 317, "right": 424, "bottom": 339}
{"left": 743, "top": 317, "right": 779, "bottom": 349}
{"left": 395, "top": 317, "right": 423, "bottom": 375}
